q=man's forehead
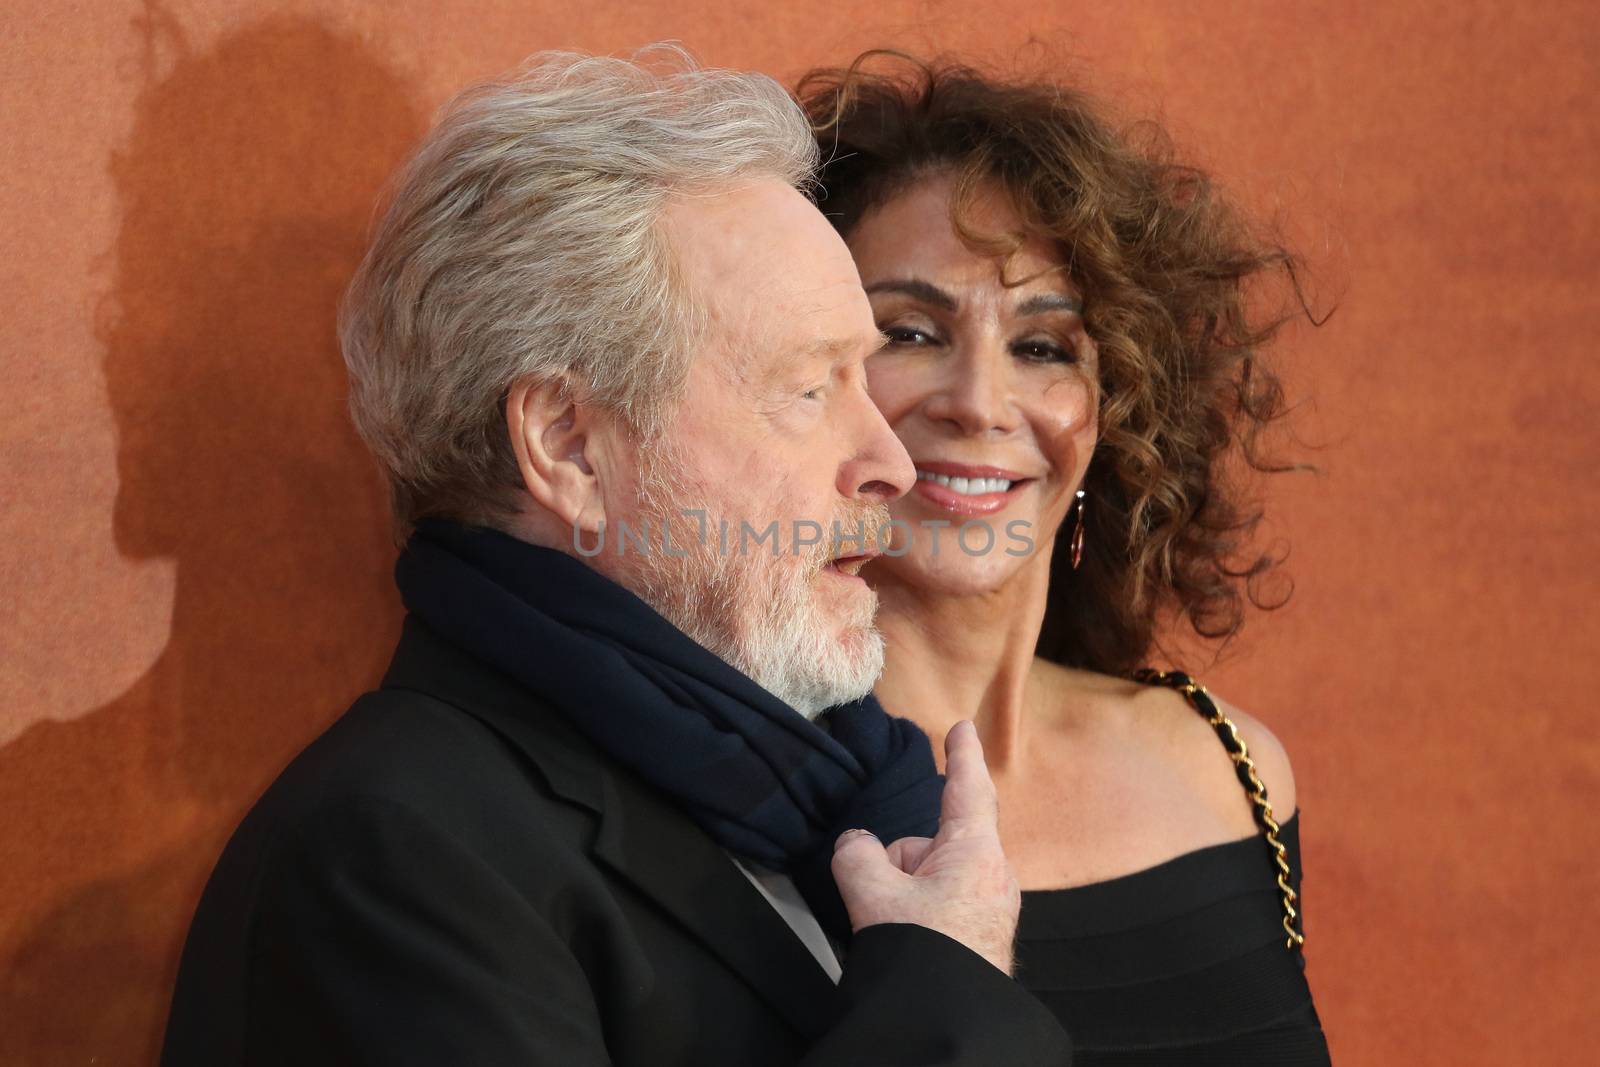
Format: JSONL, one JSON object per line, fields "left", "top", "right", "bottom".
{"left": 661, "top": 179, "right": 821, "bottom": 275}
{"left": 718, "top": 281, "right": 876, "bottom": 382}
{"left": 661, "top": 178, "right": 874, "bottom": 379}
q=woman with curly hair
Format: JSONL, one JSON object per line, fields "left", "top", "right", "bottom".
{"left": 800, "top": 55, "right": 1331, "bottom": 1063}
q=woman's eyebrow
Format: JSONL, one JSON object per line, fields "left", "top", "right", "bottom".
{"left": 863, "top": 278, "right": 958, "bottom": 311}
{"left": 1015, "top": 292, "right": 1083, "bottom": 316}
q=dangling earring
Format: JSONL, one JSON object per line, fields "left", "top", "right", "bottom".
{"left": 1070, "top": 489, "right": 1086, "bottom": 570}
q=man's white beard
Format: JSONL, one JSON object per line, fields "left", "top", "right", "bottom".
{"left": 627, "top": 449, "right": 886, "bottom": 719}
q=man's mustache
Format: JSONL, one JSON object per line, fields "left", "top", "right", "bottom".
{"left": 802, "top": 501, "right": 893, "bottom": 573}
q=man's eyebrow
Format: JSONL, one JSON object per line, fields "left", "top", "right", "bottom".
{"left": 802, "top": 333, "right": 886, "bottom": 361}
{"left": 1015, "top": 292, "right": 1084, "bottom": 316}
{"left": 864, "top": 278, "right": 958, "bottom": 311}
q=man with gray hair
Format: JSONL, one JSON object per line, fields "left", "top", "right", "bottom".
{"left": 161, "top": 49, "right": 1071, "bottom": 1065}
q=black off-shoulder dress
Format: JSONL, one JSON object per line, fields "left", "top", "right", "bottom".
{"left": 1012, "top": 673, "right": 1332, "bottom": 1064}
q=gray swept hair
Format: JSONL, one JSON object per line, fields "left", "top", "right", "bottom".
{"left": 339, "top": 47, "right": 819, "bottom": 539}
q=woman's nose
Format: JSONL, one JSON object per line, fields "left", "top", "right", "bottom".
{"left": 922, "top": 343, "right": 1020, "bottom": 436}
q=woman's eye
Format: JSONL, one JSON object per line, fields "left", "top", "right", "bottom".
{"left": 1013, "top": 338, "right": 1075, "bottom": 364}
{"left": 801, "top": 384, "right": 826, "bottom": 401}
{"left": 883, "top": 325, "right": 937, "bottom": 347}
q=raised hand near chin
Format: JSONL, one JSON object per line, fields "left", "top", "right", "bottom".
{"left": 830, "top": 720, "right": 1020, "bottom": 975}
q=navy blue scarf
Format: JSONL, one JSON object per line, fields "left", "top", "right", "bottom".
{"left": 394, "top": 519, "right": 942, "bottom": 940}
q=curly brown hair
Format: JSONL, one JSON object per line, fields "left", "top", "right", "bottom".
{"left": 797, "top": 53, "right": 1312, "bottom": 676}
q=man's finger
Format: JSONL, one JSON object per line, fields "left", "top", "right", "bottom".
{"left": 831, "top": 829, "right": 895, "bottom": 926}
{"left": 831, "top": 828, "right": 890, "bottom": 881}
{"left": 937, "top": 720, "right": 1000, "bottom": 837}
{"left": 885, "top": 834, "right": 935, "bottom": 874}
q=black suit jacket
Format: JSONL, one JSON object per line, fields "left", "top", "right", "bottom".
{"left": 161, "top": 618, "right": 1072, "bottom": 1065}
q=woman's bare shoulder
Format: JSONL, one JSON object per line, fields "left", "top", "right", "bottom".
{"left": 1133, "top": 680, "right": 1298, "bottom": 823}
{"left": 1207, "top": 691, "right": 1296, "bottom": 821}
{"left": 1031, "top": 658, "right": 1298, "bottom": 824}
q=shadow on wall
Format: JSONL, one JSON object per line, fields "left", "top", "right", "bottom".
{"left": 0, "top": 10, "right": 422, "bottom": 1064}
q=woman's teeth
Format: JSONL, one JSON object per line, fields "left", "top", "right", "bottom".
{"left": 916, "top": 471, "right": 1013, "bottom": 495}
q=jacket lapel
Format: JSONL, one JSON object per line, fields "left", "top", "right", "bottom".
{"left": 588, "top": 763, "right": 836, "bottom": 1036}
{"left": 381, "top": 617, "right": 837, "bottom": 1039}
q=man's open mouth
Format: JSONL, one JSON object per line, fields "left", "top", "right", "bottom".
{"left": 826, "top": 552, "right": 878, "bottom": 577}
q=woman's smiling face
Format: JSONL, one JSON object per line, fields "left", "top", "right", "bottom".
{"left": 847, "top": 173, "right": 1100, "bottom": 595}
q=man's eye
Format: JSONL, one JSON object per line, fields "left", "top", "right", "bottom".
{"left": 1013, "top": 338, "right": 1075, "bottom": 363}
{"left": 801, "top": 384, "right": 827, "bottom": 401}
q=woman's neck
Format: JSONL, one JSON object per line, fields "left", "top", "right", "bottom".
{"left": 871, "top": 553, "right": 1055, "bottom": 775}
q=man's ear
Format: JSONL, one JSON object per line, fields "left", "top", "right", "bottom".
{"left": 505, "top": 378, "right": 607, "bottom": 534}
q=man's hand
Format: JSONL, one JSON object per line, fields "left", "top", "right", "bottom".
{"left": 830, "top": 720, "right": 1020, "bottom": 975}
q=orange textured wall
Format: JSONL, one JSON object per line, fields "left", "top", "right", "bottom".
{"left": 3, "top": 2, "right": 1596, "bottom": 1064}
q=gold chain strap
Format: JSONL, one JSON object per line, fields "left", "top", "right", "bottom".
{"left": 1132, "top": 669, "right": 1306, "bottom": 953}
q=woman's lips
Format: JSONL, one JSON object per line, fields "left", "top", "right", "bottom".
{"left": 914, "top": 461, "right": 1025, "bottom": 481}
{"left": 911, "top": 476, "right": 1029, "bottom": 516}
{"left": 910, "top": 461, "right": 1034, "bottom": 517}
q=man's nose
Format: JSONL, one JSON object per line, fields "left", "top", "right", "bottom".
{"left": 839, "top": 388, "right": 915, "bottom": 504}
